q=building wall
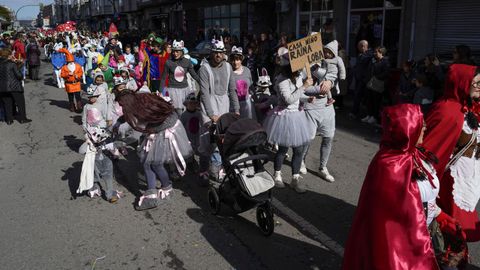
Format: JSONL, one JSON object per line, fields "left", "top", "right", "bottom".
{"left": 399, "top": 0, "right": 437, "bottom": 64}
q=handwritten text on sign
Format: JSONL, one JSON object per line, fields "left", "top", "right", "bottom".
{"left": 287, "top": 33, "right": 324, "bottom": 72}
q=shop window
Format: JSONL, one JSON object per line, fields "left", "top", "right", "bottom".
{"left": 311, "top": 0, "right": 333, "bottom": 11}
{"left": 301, "top": 0, "right": 333, "bottom": 12}
{"left": 348, "top": 11, "right": 383, "bottom": 55}
{"left": 384, "top": 0, "right": 402, "bottom": 8}
{"left": 231, "top": 4, "right": 240, "bottom": 17}
{"left": 203, "top": 4, "right": 243, "bottom": 40}
{"left": 300, "top": 0, "right": 311, "bottom": 12}
{"left": 383, "top": 9, "right": 401, "bottom": 67}
{"left": 220, "top": 5, "right": 230, "bottom": 17}
{"left": 204, "top": 7, "right": 212, "bottom": 18}
{"left": 351, "top": 0, "right": 384, "bottom": 9}
{"left": 299, "top": 14, "right": 310, "bottom": 37}
{"left": 231, "top": 18, "right": 240, "bottom": 39}
{"left": 212, "top": 6, "right": 221, "bottom": 17}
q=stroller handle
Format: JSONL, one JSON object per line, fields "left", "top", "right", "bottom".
{"left": 231, "top": 154, "right": 271, "bottom": 167}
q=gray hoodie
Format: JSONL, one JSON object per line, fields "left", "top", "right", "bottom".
{"left": 324, "top": 40, "right": 346, "bottom": 95}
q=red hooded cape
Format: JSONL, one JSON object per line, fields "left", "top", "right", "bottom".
{"left": 422, "top": 64, "right": 477, "bottom": 179}
{"left": 423, "top": 64, "right": 479, "bottom": 241}
{"left": 342, "top": 104, "right": 439, "bottom": 270}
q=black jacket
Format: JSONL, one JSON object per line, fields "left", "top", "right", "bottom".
{"left": 370, "top": 57, "right": 390, "bottom": 81}
{"left": 0, "top": 58, "right": 23, "bottom": 93}
{"left": 26, "top": 43, "right": 41, "bottom": 66}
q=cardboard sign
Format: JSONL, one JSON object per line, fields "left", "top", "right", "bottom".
{"left": 287, "top": 33, "right": 324, "bottom": 75}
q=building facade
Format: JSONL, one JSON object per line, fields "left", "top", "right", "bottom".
{"left": 50, "top": 0, "right": 479, "bottom": 65}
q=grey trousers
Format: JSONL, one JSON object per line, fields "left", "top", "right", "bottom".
{"left": 93, "top": 153, "right": 115, "bottom": 199}
{"left": 303, "top": 136, "right": 333, "bottom": 169}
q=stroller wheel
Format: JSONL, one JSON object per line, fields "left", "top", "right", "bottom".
{"left": 256, "top": 203, "right": 274, "bottom": 236}
{"left": 208, "top": 187, "right": 221, "bottom": 215}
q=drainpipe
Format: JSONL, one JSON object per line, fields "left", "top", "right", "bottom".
{"left": 408, "top": 0, "right": 417, "bottom": 60}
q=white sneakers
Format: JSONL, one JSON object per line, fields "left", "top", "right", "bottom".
{"left": 274, "top": 171, "right": 285, "bottom": 188}
{"left": 319, "top": 167, "right": 335, "bottom": 182}
{"left": 361, "top": 115, "right": 377, "bottom": 125}
{"left": 275, "top": 171, "right": 307, "bottom": 193}
{"left": 299, "top": 161, "right": 307, "bottom": 175}
{"left": 291, "top": 174, "right": 306, "bottom": 193}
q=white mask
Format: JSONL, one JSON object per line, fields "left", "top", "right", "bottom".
{"left": 67, "top": 62, "right": 76, "bottom": 72}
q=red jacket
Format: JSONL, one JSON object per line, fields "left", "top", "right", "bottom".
{"left": 12, "top": 39, "right": 26, "bottom": 60}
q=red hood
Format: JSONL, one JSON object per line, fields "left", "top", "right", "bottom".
{"left": 380, "top": 103, "right": 424, "bottom": 153}
{"left": 443, "top": 64, "right": 477, "bottom": 105}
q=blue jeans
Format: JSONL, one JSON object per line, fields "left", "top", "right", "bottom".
{"left": 274, "top": 145, "right": 306, "bottom": 175}
{"left": 199, "top": 149, "right": 222, "bottom": 174}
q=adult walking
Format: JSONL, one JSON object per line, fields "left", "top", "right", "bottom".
{"left": 0, "top": 48, "right": 31, "bottom": 125}
{"left": 349, "top": 40, "right": 373, "bottom": 119}
{"left": 229, "top": 46, "right": 255, "bottom": 119}
{"left": 197, "top": 38, "right": 240, "bottom": 185}
{"left": 265, "top": 47, "right": 314, "bottom": 193}
{"left": 361, "top": 46, "right": 389, "bottom": 125}
{"left": 301, "top": 40, "right": 339, "bottom": 183}
{"left": 26, "top": 38, "right": 41, "bottom": 80}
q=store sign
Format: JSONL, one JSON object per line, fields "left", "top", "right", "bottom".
{"left": 287, "top": 33, "right": 323, "bottom": 74}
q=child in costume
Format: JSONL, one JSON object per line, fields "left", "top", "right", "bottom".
{"left": 74, "top": 50, "right": 87, "bottom": 84}
{"left": 98, "top": 61, "right": 115, "bottom": 91}
{"left": 180, "top": 93, "right": 202, "bottom": 154}
{"left": 51, "top": 49, "right": 66, "bottom": 88}
{"left": 78, "top": 85, "right": 122, "bottom": 203}
{"left": 252, "top": 68, "right": 277, "bottom": 125}
{"left": 318, "top": 40, "right": 346, "bottom": 106}
{"left": 59, "top": 48, "right": 84, "bottom": 113}
{"left": 113, "top": 89, "right": 193, "bottom": 210}
{"left": 118, "top": 67, "right": 138, "bottom": 91}
{"left": 123, "top": 45, "right": 135, "bottom": 69}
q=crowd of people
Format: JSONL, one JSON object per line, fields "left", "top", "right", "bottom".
{"left": 0, "top": 24, "right": 479, "bottom": 269}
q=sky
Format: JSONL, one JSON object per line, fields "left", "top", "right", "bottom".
{"left": 0, "top": 0, "right": 53, "bottom": 20}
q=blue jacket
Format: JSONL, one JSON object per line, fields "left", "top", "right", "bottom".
{"left": 51, "top": 52, "right": 66, "bottom": 70}
{"left": 74, "top": 54, "right": 86, "bottom": 66}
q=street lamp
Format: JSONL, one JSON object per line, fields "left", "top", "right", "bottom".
{"left": 15, "top": 4, "right": 41, "bottom": 28}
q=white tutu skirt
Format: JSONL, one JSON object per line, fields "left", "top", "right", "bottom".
{"left": 140, "top": 120, "right": 193, "bottom": 165}
{"left": 263, "top": 108, "right": 314, "bottom": 147}
{"left": 167, "top": 87, "right": 195, "bottom": 110}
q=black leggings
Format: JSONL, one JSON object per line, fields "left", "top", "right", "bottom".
{"left": 67, "top": 92, "right": 81, "bottom": 103}
{"left": 29, "top": 65, "right": 40, "bottom": 80}
{"left": 274, "top": 145, "right": 306, "bottom": 175}
{"left": 0, "top": 92, "right": 27, "bottom": 121}
{"left": 366, "top": 89, "right": 383, "bottom": 120}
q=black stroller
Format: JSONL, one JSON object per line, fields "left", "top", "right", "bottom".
{"left": 207, "top": 113, "right": 276, "bottom": 236}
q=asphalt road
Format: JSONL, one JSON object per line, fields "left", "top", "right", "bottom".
{"left": 1, "top": 61, "right": 479, "bottom": 269}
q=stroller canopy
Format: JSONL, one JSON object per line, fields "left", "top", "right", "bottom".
{"left": 220, "top": 116, "right": 267, "bottom": 158}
